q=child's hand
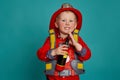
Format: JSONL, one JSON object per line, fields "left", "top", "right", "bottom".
{"left": 68, "top": 32, "right": 82, "bottom": 51}
{"left": 51, "top": 45, "right": 68, "bottom": 56}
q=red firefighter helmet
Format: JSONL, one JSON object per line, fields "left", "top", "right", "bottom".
{"left": 49, "top": 3, "right": 82, "bottom": 34}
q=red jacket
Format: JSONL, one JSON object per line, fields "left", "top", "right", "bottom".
{"left": 37, "top": 36, "right": 91, "bottom": 62}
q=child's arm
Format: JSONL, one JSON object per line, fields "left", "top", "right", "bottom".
{"left": 37, "top": 37, "right": 68, "bottom": 62}
{"left": 77, "top": 36, "right": 91, "bottom": 61}
{"left": 37, "top": 37, "right": 51, "bottom": 62}
{"left": 69, "top": 32, "right": 83, "bottom": 51}
{"left": 69, "top": 32, "right": 91, "bottom": 61}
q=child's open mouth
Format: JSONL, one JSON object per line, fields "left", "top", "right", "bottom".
{"left": 64, "top": 27, "right": 70, "bottom": 30}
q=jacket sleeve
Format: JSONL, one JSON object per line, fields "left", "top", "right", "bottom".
{"left": 37, "top": 37, "right": 51, "bottom": 62}
{"left": 77, "top": 36, "right": 91, "bottom": 61}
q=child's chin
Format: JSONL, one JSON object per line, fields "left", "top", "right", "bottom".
{"left": 65, "top": 31, "right": 70, "bottom": 34}
{"left": 62, "top": 31, "right": 72, "bottom": 35}
{"left": 62, "top": 32, "right": 69, "bottom": 35}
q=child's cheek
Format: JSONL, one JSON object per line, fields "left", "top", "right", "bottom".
{"left": 60, "top": 23, "right": 65, "bottom": 27}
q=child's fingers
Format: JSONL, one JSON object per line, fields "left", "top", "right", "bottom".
{"left": 61, "top": 47, "right": 68, "bottom": 50}
{"left": 60, "top": 44, "right": 68, "bottom": 48}
{"left": 69, "top": 40, "right": 72, "bottom": 45}
{"left": 60, "top": 51, "right": 68, "bottom": 55}
{"left": 69, "top": 32, "right": 75, "bottom": 42}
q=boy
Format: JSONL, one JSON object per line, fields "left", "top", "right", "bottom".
{"left": 37, "top": 3, "right": 91, "bottom": 80}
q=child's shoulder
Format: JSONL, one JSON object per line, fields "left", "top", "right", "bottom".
{"left": 45, "top": 36, "right": 50, "bottom": 41}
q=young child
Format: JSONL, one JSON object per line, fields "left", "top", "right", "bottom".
{"left": 37, "top": 3, "right": 91, "bottom": 80}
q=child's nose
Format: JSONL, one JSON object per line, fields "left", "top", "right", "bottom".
{"left": 65, "top": 21, "right": 70, "bottom": 25}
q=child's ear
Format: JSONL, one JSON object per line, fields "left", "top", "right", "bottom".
{"left": 55, "top": 22, "right": 58, "bottom": 28}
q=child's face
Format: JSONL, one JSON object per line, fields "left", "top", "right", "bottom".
{"left": 55, "top": 11, "right": 77, "bottom": 35}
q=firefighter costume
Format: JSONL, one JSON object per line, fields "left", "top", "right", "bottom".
{"left": 37, "top": 3, "right": 91, "bottom": 80}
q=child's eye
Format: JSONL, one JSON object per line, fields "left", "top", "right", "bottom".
{"left": 61, "top": 20, "right": 66, "bottom": 22}
{"left": 69, "top": 20, "right": 73, "bottom": 22}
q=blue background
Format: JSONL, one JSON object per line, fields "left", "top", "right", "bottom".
{"left": 0, "top": 0, "right": 120, "bottom": 80}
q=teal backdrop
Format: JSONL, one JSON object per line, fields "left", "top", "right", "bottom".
{"left": 0, "top": 0, "right": 120, "bottom": 80}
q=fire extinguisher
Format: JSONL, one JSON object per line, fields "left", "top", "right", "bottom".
{"left": 55, "top": 37, "right": 69, "bottom": 71}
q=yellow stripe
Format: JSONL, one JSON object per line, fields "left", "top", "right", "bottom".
{"left": 46, "top": 63, "right": 52, "bottom": 70}
{"left": 73, "top": 29, "right": 79, "bottom": 42}
{"left": 49, "top": 29, "right": 54, "bottom": 34}
{"left": 77, "top": 63, "right": 83, "bottom": 69}
{"left": 49, "top": 29, "right": 55, "bottom": 49}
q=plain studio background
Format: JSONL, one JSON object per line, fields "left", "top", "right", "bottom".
{"left": 0, "top": 0, "right": 120, "bottom": 80}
